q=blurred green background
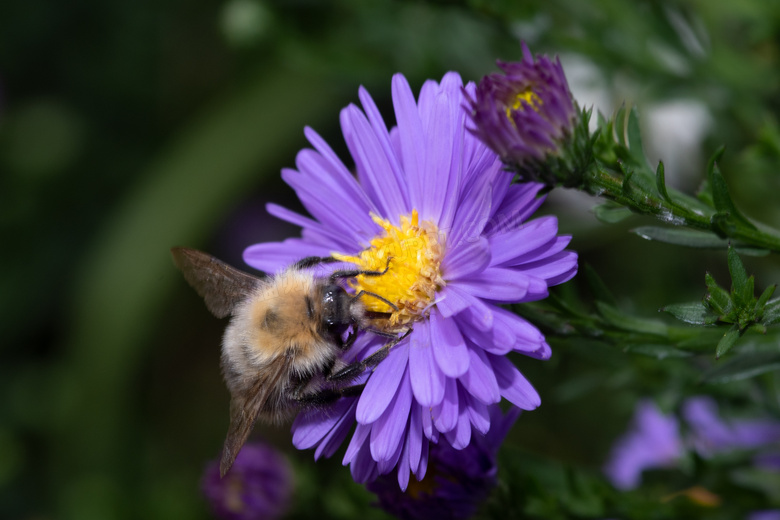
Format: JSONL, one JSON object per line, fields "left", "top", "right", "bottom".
{"left": 2, "top": 0, "right": 779, "bottom": 518}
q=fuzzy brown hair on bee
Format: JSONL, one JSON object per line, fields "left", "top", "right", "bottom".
{"left": 171, "top": 247, "right": 409, "bottom": 477}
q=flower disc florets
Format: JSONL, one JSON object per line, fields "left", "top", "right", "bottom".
{"left": 333, "top": 210, "right": 444, "bottom": 331}
{"left": 467, "top": 42, "right": 592, "bottom": 188}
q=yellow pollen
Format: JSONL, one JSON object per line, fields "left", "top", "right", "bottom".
{"left": 332, "top": 210, "right": 444, "bottom": 331}
{"left": 505, "top": 88, "right": 543, "bottom": 120}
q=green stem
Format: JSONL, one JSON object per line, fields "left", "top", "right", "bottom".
{"left": 584, "top": 163, "right": 780, "bottom": 253}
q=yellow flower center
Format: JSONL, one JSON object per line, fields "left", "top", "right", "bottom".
{"left": 505, "top": 88, "right": 543, "bottom": 119}
{"left": 332, "top": 210, "right": 444, "bottom": 332}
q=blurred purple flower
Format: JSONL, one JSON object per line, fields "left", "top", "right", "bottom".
{"left": 683, "top": 396, "right": 780, "bottom": 457}
{"left": 748, "top": 511, "right": 780, "bottom": 520}
{"left": 605, "top": 397, "right": 780, "bottom": 491}
{"left": 604, "top": 399, "right": 684, "bottom": 490}
{"left": 245, "top": 72, "right": 577, "bottom": 486}
{"left": 466, "top": 43, "right": 587, "bottom": 187}
{"left": 367, "top": 406, "right": 520, "bottom": 520}
{"left": 202, "top": 442, "right": 293, "bottom": 520}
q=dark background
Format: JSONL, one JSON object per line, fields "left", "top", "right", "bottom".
{"left": 2, "top": 0, "right": 779, "bottom": 518}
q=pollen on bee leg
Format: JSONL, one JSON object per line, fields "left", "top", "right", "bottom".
{"left": 333, "top": 209, "right": 445, "bottom": 332}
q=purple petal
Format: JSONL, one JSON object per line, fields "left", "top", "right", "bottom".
{"left": 314, "top": 399, "right": 360, "bottom": 460}
{"left": 486, "top": 183, "right": 545, "bottom": 237}
{"left": 392, "top": 74, "right": 425, "bottom": 210}
{"left": 415, "top": 434, "right": 430, "bottom": 480}
{"left": 441, "top": 238, "right": 491, "bottom": 281}
{"left": 465, "top": 391, "right": 491, "bottom": 434}
{"left": 458, "top": 344, "right": 501, "bottom": 405}
{"left": 244, "top": 237, "right": 335, "bottom": 274}
{"left": 430, "top": 309, "right": 470, "bottom": 378}
{"left": 455, "top": 267, "right": 530, "bottom": 301}
{"left": 436, "top": 284, "right": 480, "bottom": 318}
{"left": 448, "top": 181, "right": 493, "bottom": 249}
{"left": 488, "top": 216, "right": 559, "bottom": 266}
{"left": 396, "top": 429, "right": 412, "bottom": 491}
{"left": 292, "top": 398, "right": 353, "bottom": 450}
{"left": 357, "top": 342, "right": 409, "bottom": 424}
{"left": 490, "top": 354, "right": 541, "bottom": 410}
{"left": 340, "top": 104, "right": 409, "bottom": 218}
{"left": 420, "top": 91, "right": 455, "bottom": 226}
{"left": 432, "top": 377, "right": 459, "bottom": 433}
{"left": 370, "top": 368, "right": 413, "bottom": 462}
{"left": 444, "top": 386, "right": 473, "bottom": 449}
{"left": 515, "top": 251, "right": 578, "bottom": 282}
{"left": 408, "top": 404, "right": 424, "bottom": 474}
{"left": 409, "top": 320, "right": 446, "bottom": 407}
{"left": 343, "top": 423, "right": 371, "bottom": 466}
{"left": 350, "top": 440, "right": 379, "bottom": 484}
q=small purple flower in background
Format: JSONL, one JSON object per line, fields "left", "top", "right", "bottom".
{"left": 367, "top": 406, "right": 520, "bottom": 520}
{"left": 466, "top": 43, "right": 591, "bottom": 188}
{"left": 604, "top": 396, "right": 780, "bottom": 491}
{"left": 604, "top": 399, "right": 684, "bottom": 490}
{"left": 748, "top": 511, "right": 780, "bottom": 520}
{"left": 683, "top": 396, "right": 780, "bottom": 458}
{"left": 202, "top": 442, "right": 293, "bottom": 520}
{"left": 245, "top": 71, "right": 577, "bottom": 486}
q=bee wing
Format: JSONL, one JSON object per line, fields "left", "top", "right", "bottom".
{"left": 171, "top": 247, "right": 262, "bottom": 318}
{"left": 219, "top": 356, "right": 291, "bottom": 477}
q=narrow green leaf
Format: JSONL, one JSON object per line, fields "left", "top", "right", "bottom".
{"left": 626, "top": 106, "right": 648, "bottom": 170}
{"left": 583, "top": 264, "right": 617, "bottom": 307}
{"left": 633, "top": 227, "right": 728, "bottom": 248}
{"left": 715, "top": 325, "right": 741, "bottom": 358}
{"left": 708, "top": 149, "right": 757, "bottom": 231}
{"left": 704, "top": 351, "right": 780, "bottom": 383}
{"left": 762, "top": 299, "right": 780, "bottom": 325}
{"left": 655, "top": 161, "right": 672, "bottom": 202}
{"left": 756, "top": 284, "right": 777, "bottom": 314}
{"left": 661, "top": 302, "right": 718, "bottom": 325}
{"left": 593, "top": 203, "right": 633, "bottom": 224}
{"left": 595, "top": 301, "right": 668, "bottom": 336}
{"left": 614, "top": 104, "right": 627, "bottom": 147}
{"left": 704, "top": 273, "right": 733, "bottom": 316}
{"left": 624, "top": 344, "right": 693, "bottom": 359}
{"left": 727, "top": 246, "right": 753, "bottom": 306}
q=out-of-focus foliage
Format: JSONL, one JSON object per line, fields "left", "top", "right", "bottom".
{"left": 2, "top": 0, "right": 779, "bottom": 519}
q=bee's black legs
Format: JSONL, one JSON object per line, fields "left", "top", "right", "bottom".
{"left": 326, "top": 328, "right": 412, "bottom": 383}
{"left": 294, "top": 384, "right": 366, "bottom": 407}
{"left": 291, "top": 255, "right": 340, "bottom": 270}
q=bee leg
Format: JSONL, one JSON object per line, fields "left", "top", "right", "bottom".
{"left": 328, "top": 257, "right": 393, "bottom": 283}
{"left": 294, "top": 384, "right": 366, "bottom": 407}
{"left": 326, "top": 328, "right": 412, "bottom": 383}
{"left": 291, "top": 255, "right": 339, "bottom": 270}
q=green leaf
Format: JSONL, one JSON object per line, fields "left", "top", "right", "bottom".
{"left": 661, "top": 302, "right": 718, "bottom": 325}
{"left": 593, "top": 203, "right": 633, "bottom": 224}
{"left": 655, "top": 161, "right": 672, "bottom": 202}
{"left": 595, "top": 301, "right": 668, "bottom": 336}
{"left": 625, "top": 106, "right": 649, "bottom": 172}
{"left": 762, "top": 299, "right": 780, "bottom": 325}
{"left": 708, "top": 148, "right": 758, "bottom": 231}
{"left": 704, "top": 273, "right": 733, "bottom": 316}
{"left": 727, "top": 246, "right": 753, "bottom": 306}
{"left": 756, "top": 284, "right": 776, "bottom": 309}
{"left": 583, "top": 264, "right": 617, "bottom": 306}
{"left": 624, "top": 344, "right": 693, "bottom": 359}
{"left": 704, "top": 350, "right": 780, "bottom": 383}
{"left": 633, "top": 226, "right": 728, "bottom": 248}
{"left": 715, "top": 325, "right": 741, "bottom": 358}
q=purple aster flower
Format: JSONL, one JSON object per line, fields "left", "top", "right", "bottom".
{"left": 244, "top": 71, "right": 577, "bottom": 486}
{"left": 466, "top": 43, "right": 591, "bottom": 188}
{"left": 682, "top": 397, "right": 780, "bottom": 458}
{"left": 749, "top": 511, "right": 780, "bottom": 520}
{"left": 366, "top": 406, "right": 520, "bottom": 520}
{"left": 604, "top": 400, "right": 684, "bottom": 490}
{"left": 201, "top": 442, "right": 293, "bottom": 520}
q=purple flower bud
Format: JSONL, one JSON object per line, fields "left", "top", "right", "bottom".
{"left": 467, "top": 43, "right": 591, "bottom": 187}
{"left": 201, "top": 442, "right": 294, "bottom": 520}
